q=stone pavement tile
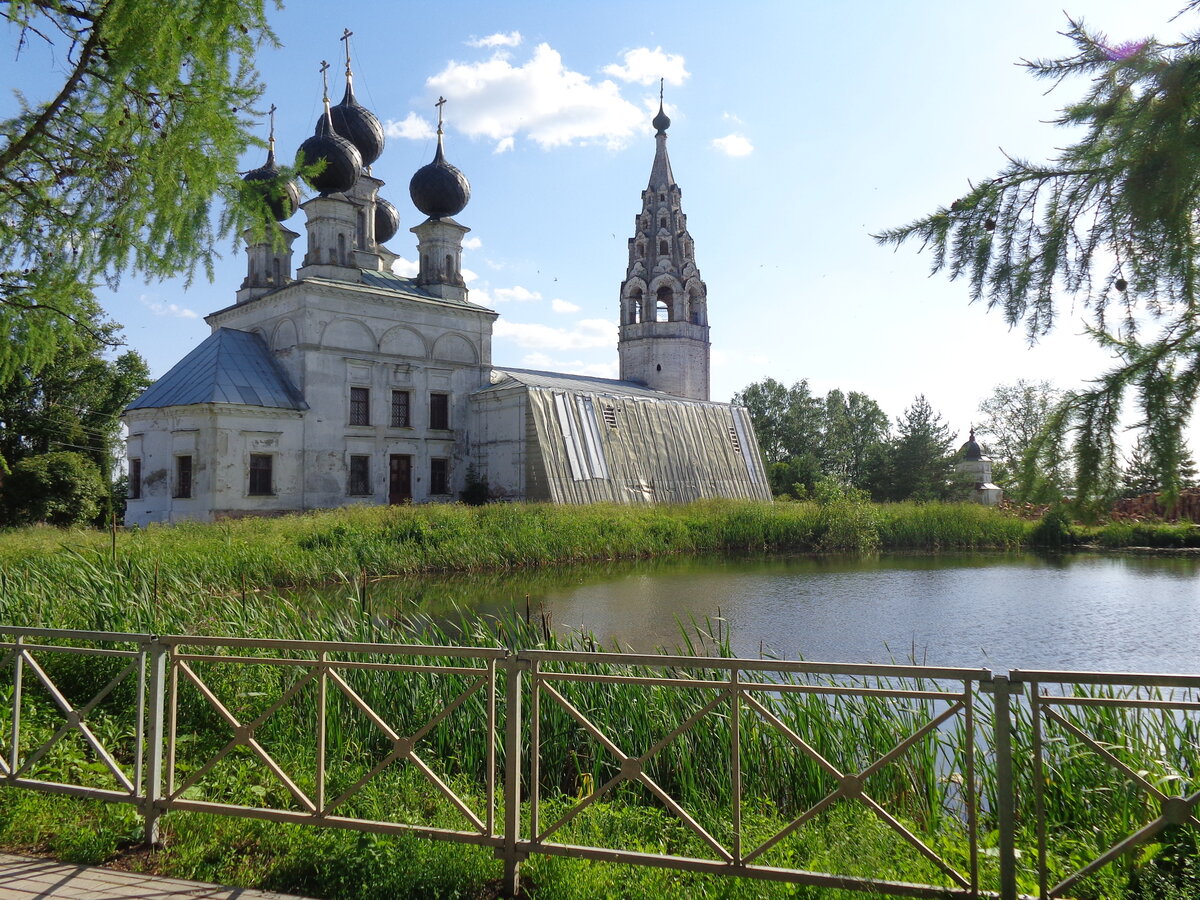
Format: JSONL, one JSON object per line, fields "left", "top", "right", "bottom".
{"left": 0, "top": 854, "right": 314, "bottom": 900}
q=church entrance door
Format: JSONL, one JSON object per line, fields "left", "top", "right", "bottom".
{"left": 388, "top": 455, "right": 412, "bottom": 504}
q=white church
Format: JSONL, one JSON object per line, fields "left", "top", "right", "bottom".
{"left": 122, "top": 58, "right": 769, "bottom": 526}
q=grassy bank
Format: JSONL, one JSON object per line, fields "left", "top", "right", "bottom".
{"left": 1, "top": 499, "right": 1033, "bottom": 590}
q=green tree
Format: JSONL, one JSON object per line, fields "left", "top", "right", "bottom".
{"left": 876, "top": 6, "right": 1200, "bottom": 509}
{"left": 875, "top": 395, "right": 962, "bottom": 502}
{"left": 976, "top": 379, "right": 1067, "bottom": 501}
{"left": 1120, "top": 434, "right": 1199, "bottom": 498}
{"left": 0, "top": 450, "right": 106, "bottom": 526}
{"left": 0, "top": 305, "right": 151, "bottom": 476}
{"left": 820, "top": 389, "right": 889, "bottom": 490}
{"left": 0, "top": 0, "right": 279, "bottom": 382}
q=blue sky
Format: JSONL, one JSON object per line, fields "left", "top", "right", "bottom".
{"left": 3, "top": 0, "right": 1193, "bottom": 446}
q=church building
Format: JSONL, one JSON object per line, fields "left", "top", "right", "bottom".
{"left": 122, "top": 57, "right": 769, "bottom": 526}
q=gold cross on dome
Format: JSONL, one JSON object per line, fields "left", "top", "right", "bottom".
{"left": 341, "top": 28, "right": 353, "bottom": 75}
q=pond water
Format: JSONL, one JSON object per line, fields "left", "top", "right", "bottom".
{"left": 344, "top": 552, "right": 1200, "bottom": 675}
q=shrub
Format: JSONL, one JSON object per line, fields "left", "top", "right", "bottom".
{"left": 0, "top": 451, "right": 107, "bottom": 527}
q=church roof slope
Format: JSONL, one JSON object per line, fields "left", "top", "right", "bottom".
{"left": 126, "top": 328, "right": 307, "bottom": 411}
{"left": 480, "top": 367, "right": 697, "bottom": 402}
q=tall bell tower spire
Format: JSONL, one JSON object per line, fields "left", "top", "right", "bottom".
{"left": 618, "top": 81, "right": 710, "bottom": 400}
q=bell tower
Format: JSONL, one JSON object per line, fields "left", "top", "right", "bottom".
{"left": 617, "top": 82, "right": 710, "bottom": 401}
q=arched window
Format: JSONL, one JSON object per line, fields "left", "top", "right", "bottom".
{"left": 629, "top": 288, "right": 643, "bottom": 324}
{"left": 445, "top": 253, "right": 454, "bottom": 277}
{"left": 660, "top": 217, "right": 667, "bottom": 229}
{"left": 357, "top": 210, "right": 367, "bottom": 247}
{"left": 659, "top": 240, "right": 668, "bottom": 255}
{"left": 656, "top": 284, "right": 673, "bottom": 321}
{"left": 637, "top": 242, "right": 645, "bottom": 257}
{"left": 337, "top": 233, "right": 346, "bottom": 265}
{"left": 272, "top": 259, "right": 282, "bottom": 284}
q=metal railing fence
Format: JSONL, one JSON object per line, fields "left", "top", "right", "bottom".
{"left": 0, "top": 626, "right": 1197, "bottom": 900}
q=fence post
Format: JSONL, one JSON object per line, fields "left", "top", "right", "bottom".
{"left": 501, "top": 653, "right": 525, "bottom": 896}
{"left": 993, "top": 674, "right": 1017, "bottom": 900}
{"left": 142, "top": 637, "right": 168, "bottom": 846}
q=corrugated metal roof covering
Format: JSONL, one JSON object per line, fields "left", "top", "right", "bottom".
{"left": 520, "top": 387, "right": 771, "bottom": 504}
{"left": 478, "top": 367, "right": 677, "bottom": 401}
{"left": 358, "top": 268, "right": 485, "bottom": 309}
{"left": 126, "top": 328, "right": 307, "bottom": 411}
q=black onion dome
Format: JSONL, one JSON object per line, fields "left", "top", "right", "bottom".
{"left": 652, "top": 101, "right": 671, "bottom": 134}
{"left": 960, "top": 430, "right": 983, "bottom": 462}
{"left": 327, "top": 81, "right": 385, "bottom": 166}
{"left": 297, "top": 114, "right": 362, "bottom": 195}
{"left": 243, "top": 146, "right": 301, "bottom": 220}
{"left": 409, "top": 135, "right": 470, "bottom": 218}
{"left": 374, "top": 196, "right": 400, "bottom": 244}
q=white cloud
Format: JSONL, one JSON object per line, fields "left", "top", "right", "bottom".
{"left": 603, "top": 47, "right": 689, "bottom": 86}
{"left": 385, "top": 112, "right": 435, "bottom": 141}
{"left": 142, "top": 296, "right": 198, "bottom": 319}
{"left": 468, "top": 31, "right": 522, "bottom": 49}
{"left": 493, "top": 285, "right": 542, "bottom": 303}
{"left": 427, "top": 43, "right": 644, "bottom": 151}
{"left": 391, "top": 256, "right": 419, "bottom": 277}
{"left": 551, "top": 298, "right": 581, "bottom": 314}
{"left": 722, "top": 111, "right": 744, "bottom": 125}
{"left": 712, "top": 133, "right": 754, "bottom": 157}
{"left": 462, "top": 236, "right": 483, "bottom": 250}
{"left": 494, "top": 136, "right": 515, "bottom": 154}
{"left": 493, "top": 318, "right": 614, "bottom": 350}
{"left": 462, "top": 267, "right": 479, "bottom": 284}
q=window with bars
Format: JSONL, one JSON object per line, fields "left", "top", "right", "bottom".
{"left": 349, "top": 387, "right": 370, "bottom": 426}
{"left": 728, "top": 427, "right": 742, "bottom": 454}
{"left": 349, "top": 455, "right": 371, "bottom": 495}
{"left": 602, "top": 405, "right": 618, "bottom": 429}
{"left": 430, "top": 457, "right": 449, "bottom": 495}
{"left": 391, "top": 390, "right": 411, "bottom": 427}
{"left": 248, "top": 454, "right": 273, "bottom": 496}
{"left": 174, "top": 455, "right": 192, "bottom": 499}
{"left": 128, "top": 459, "right": 142, "bottom": 500}
{"left": 429, "top": 392, "right": 450, "bottom": 430}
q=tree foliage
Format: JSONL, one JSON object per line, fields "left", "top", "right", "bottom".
{"left": 976, "top": 379, "right": 1066, "bottom": 501}
{"left": 0, "top": 302, "right": 150, "bottom": 475}
{"left": 734, "top": 378, "right": 892, "bottom": 498}
{"left": 0, "top": 0, "right": 278, "bottom": 382}
{"left": 0, "top": 449, "right": 106, "bottom": 526}
{"left": 874, "top": 395, "right": 964, "bottom": 503}
{"left": 876, "top": 6, "right": 1200, "bottom": 509}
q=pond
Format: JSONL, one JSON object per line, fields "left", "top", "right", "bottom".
{"left": 338, "top": 552, "right": 1200, "bottom": 675}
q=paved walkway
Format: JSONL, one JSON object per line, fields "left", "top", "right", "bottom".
{"left": 0, "top": 854, "right": 315, "bottom": 900}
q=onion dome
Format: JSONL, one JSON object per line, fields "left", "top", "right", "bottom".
{"left": 243, "top": 142, "right": 300, "bottom": 221}
{"left": 298, "top": 112, "right": 362, "bottom": 195}
{"left": 960, "top": 429, "right": 983, "bottom": 462}
{"left": 327, "top": 79, "right": 384, "bottom": 167}
{"left": 409, "top": 126, "right": 470, "bottom": 219}
{"left": 652, "top": 101, "right": 671, "bottom": 134}
{"left": 652, "top": 77, "right": 671, "bottom": 133}
{"left": 375, "top": 196, "right": 400, "bottom": 244}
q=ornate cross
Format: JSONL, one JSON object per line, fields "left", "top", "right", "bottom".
{"left": 341, "top": 28, "right": 353, "bottom": 76}
{"left": 268, "top": 102, "right": 277, "bottom": 145}
{"left": 319, "top": 60, "right": 330, "bottom": 102}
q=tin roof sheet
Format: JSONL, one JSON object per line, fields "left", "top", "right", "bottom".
{"left": 126, "top": 328, "right": 307, "bottom": 411}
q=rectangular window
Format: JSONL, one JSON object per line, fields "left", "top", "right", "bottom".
{"left": 349, "top": 387, "right": 371, "bottom": 426}
{"left": 391, "top": 390, "right": 411, "bottom": 427}
{"left": 429, "top": 392, "right": 450, "bottom": 430}
{"left": 430, "top": 457, "right": 449, "bottom": 495}
{"left": 174, "top": 455, "right": 192, "bottom": 499}
{"left": 248, "top": 454, "right": 273, "bottom": 496}
{"left": 128, "top": 458, "right": 142, "bottom": 500}
{"left": 349, "top": 455, "right": 371, "bottom": 495}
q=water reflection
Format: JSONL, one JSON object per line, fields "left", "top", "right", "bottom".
{"left": 309, "top": 552, "right": 1200, "bottom": 674}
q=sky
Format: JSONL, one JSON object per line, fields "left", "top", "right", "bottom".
{"left": 3, "top": 0, "right": 1196, "bottom": 449}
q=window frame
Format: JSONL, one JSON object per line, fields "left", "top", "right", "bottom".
{"left": 248, "top": 453, "right": 274, "bottom": 496}
{"left": 349, "top": 386, "right": 371, "bottom": 426}
{"left": 348, "top": 454, "right": 372, "bottom": 496}
{"left": 430, "top": 457, "right": 450, "bottom": 495}
{"left": 391, "top": 389, "right": 411, "bottom": 428}
{"left": 128, "top": 458, "right": 142, "bottom": 500}
{"left": 173, "top": 455, "right": 193, "bottom": 499}
{"left": 429, "top": 392, "right": 450, "bottom": 431}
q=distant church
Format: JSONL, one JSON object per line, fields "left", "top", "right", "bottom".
{"left": 123, "top": 54, "right": 769, "bottom": 526}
